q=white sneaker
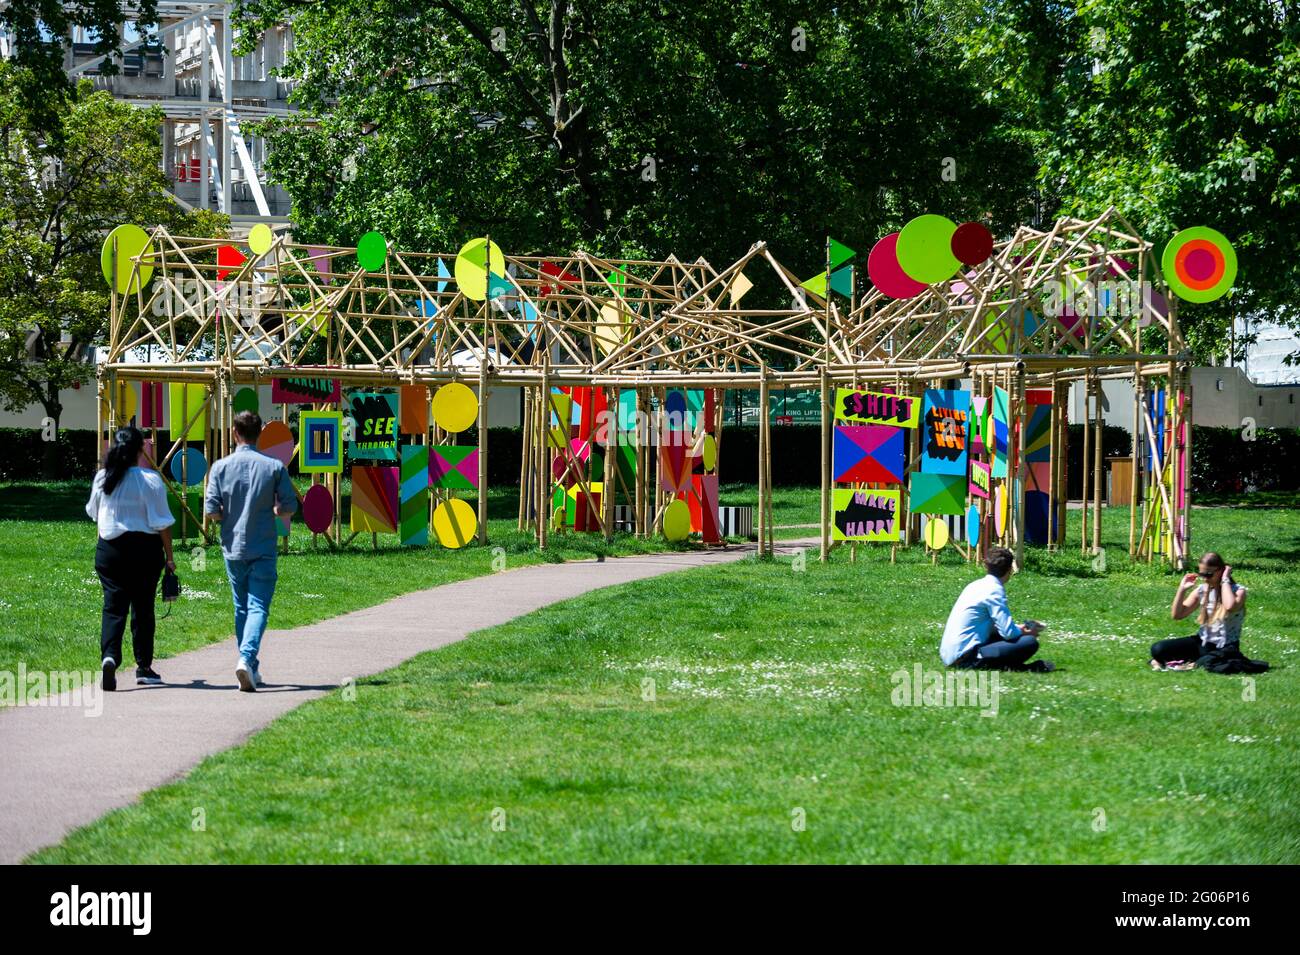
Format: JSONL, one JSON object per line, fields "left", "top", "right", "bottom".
{"left": 253, "top": 669, "right": 265, "bottom": 687}
{"left": 235, "top": 659, "right": 256, "bottom": 692}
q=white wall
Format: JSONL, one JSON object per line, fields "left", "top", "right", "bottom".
{"left": 0, "top": 382, "right": 524, "bottom": 431}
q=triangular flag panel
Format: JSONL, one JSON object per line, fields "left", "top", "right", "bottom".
{"left": 828, "top": 237, "right": 855, "bottom": 269}
{"left": 829, "top": 265, "right": 854, "bottom": 297}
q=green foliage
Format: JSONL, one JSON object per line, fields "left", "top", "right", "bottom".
{"left": 0, "top": 66, "right": 227, "bottom": 460}
{"left": 0, "top": 0, "right": 160, "bottom": 129}
{"left": 242, "top": 0, "right": 1038, "bottom": 271}
{"left": 957, "top": 0, "right": 1300, "bottom": 359}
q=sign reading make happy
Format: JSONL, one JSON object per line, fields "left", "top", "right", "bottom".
{"left": 834, "top": 388, "right": 919, "bottom": 428}
{"left": 348, "top": 392, "right": 398, "bottom": 461}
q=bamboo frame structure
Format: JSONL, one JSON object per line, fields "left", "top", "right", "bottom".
{"left": 98, "top": 208, "right": 1192, "bottom": 564}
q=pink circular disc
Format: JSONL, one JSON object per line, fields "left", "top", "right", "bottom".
{"left": 951, "top": 222, "right": 993, "bottom": 265}
{"left": 303, "top": 483, "right": 334, "bottom": 534}
{"left": 868, "top": 233, "right": 927, "bottom": 299}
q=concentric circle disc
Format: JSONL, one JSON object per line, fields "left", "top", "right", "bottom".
{"left": 1162, "top": 226, "right": 1236, "bottom": 303}
{"left": 896, "top": 214, "right": 960, "bottom": 284}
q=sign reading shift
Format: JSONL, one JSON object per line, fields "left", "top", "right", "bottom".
{"left": 834, "top": 388, "right": 920, "bottom": 428}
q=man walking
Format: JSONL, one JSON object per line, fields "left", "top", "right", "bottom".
{"left": 940, "top": 547, "right": 1053, "bottom": 672}
{"left": 204, "top": 411, "right": 298, "bottom": 691}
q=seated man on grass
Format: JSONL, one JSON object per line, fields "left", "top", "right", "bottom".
{"left": 939, "top": 547, "right": 1053, "bottom": 672}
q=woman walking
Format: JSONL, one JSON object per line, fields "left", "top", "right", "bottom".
{"left": 85, "top": 426, "right": 177, "bottom": 690}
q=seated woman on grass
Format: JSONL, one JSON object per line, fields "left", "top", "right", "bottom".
{"left": 1150, "top": 552, "right": 1268, "bottom": 674}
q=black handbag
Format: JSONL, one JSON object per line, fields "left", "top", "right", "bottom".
{"left": 161, "top": 568, "right": 181, "bottom": 602}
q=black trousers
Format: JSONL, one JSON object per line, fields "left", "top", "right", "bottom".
{"left": 95, "top": 532, "right": 165, "bottom": 668}
{"left": 1150, "top": 634, "right": 1205, "bottom": 665}
{"left": 954, "top": 630, "right": 1041, "bottom": 670}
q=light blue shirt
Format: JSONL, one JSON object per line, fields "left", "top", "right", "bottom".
{"left": 204, "top": 444, "right": 298, "bottom": 561}
{"left": 940, "top": 574, "right": 1023, "bottom": 666}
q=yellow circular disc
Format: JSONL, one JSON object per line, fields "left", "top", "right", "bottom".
{"left": 994, "top": 485, "right": 1008, "bottom": 538}
{"left": 100, "top": 380, "right": 138, "bottom": 426}
{"left": 248, "top": 224, "right": 274, "bottom": 256}
{"left": 663, "top": 498, "right": 691, "bottom": 542}
{"left": 100, "top": 224, "right": 154, "bottom": 294}
{"left": 431, "top": 382, "right": 478, "bottom": 433}
{"left": 454, "top": 237, "right": 506, "bottom": 302}
{"left": 701, "top": 433, "right": 717, "bottom": 472}
{"left": 432, "top": 498, "right": 477, "bottom": 549}
{"left": 924, "top": 518, "right": 949, "bottom": 550}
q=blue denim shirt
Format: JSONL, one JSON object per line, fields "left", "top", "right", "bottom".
{"left": 204, "top": 444, "right": 298, "bottom": 561}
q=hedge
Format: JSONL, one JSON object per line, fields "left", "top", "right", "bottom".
{"left": 5, "top": 425, "right": 1300, "bottom": 495}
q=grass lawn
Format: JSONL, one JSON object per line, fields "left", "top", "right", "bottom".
{"left": 0, "top": 480, "right": 772, "bottom": 679}
{"left": 28, "top": 503, "right": 1300, "bottom": 864}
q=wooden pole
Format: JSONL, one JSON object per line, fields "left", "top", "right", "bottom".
{"left": 539, "top": 364, "right": 550, "bottom": 550}
{"left": 1092, "top": 374, "right": 1104, "bottom": 556}
{"left": 1012, "top": 364, "right": 1026, "bottom": 568}
{"left": 1128, "top": 369, "right": 1141, "bottom": 557}
{"left": 819, "top": 366, "right": 830, "bottom": 561}
{"left": 635, "top": 387, "right": 646, "bottom": 536}
{"left": 477, "top": 359, "right": 489, "bottom": 544}
{"left": 517, "top": 386, "right": 531, "bottom": 531}
{"left": 1080, "top": 375, "right": 1091, "bottom": 554}
{"left": 758, "top": 366, "right": 769, "bottom": 557}
{"left": 603, "top": 386, "right": 616, "bottom": 543}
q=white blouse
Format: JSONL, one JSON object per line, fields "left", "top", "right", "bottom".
{"left": 85, "top": 468, "right": 176, "bottom": 540}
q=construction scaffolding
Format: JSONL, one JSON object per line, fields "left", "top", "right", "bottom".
{"left": 0, "top": 1, "right": 298, "bottom": 223}
{"left": 97, "top": 207, "right": 1194, "bottom": 568}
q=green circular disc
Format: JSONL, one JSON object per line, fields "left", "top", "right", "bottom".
{"left": 232, "top": 387, "right": 259, "bottom": 415}
{"left": 1162, "top": 226, "right": 1237, "bottom": 303}
{"left": 357, "top": 231, "right": 388, "bottom": 272}
{"left": 100, "top": 224, "right": 154, "bottom": 294}
{"left": 896, "top": 214, "right": 960, "bottom": 285}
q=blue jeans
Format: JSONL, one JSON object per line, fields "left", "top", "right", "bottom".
{"left": 225, "top": 557, "right": 278, "bottom": 672}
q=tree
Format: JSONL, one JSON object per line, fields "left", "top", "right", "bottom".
{"left": 1, "top": 0, "right": 160, "bottom": 129}
{"left": 955, "top": 0, "right": 1300, "bottom": 362}
{"left": 0, "top": 65, "right": 226, "bottom": 476}
{"left": 239, "top": 0, "right": 1038, "bottom": 276}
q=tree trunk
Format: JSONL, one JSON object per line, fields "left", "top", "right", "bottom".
{"left": 41, "top": 384, "right": 63, "bottom": 480}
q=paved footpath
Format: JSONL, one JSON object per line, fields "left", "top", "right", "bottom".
{"left": 0, "top": 540, "right": 810, "bottom": 863}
